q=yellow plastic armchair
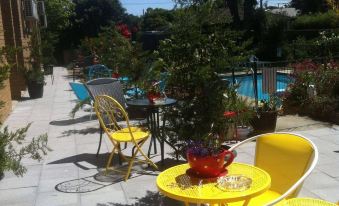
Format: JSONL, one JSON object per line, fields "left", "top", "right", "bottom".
{"left": 228, "top": 132, "right": 319, "bottom": 206}
{"left": 275, "top": 197, "right": 337, "bottom": 206}
{"left": 94, "top": 95, "right": 158, "bottom": 181}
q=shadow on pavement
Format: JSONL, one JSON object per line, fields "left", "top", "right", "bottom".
{"left": 50, "top": 114, "right": 96, "bottom": 126}
{"left": 97, "top": 191, "right": 184, "bottom": 206}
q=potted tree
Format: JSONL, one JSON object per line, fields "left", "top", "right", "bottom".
{"left": 250, "top": 96, "right": 279, "bottom": 134}
{"left": 25, "top": 28, "right": 45, "bottom": 99}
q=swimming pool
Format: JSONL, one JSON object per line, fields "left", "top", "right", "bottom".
{"left": 224, "top": 73, "right": 293, "bottom": 100}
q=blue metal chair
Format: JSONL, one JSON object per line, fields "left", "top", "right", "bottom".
{"left": 87, "top": 64, "right": 112, "bottom": 80}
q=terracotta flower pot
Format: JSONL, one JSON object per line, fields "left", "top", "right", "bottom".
{"left": 186, "top": 149, "right": 235, "bottom": 178}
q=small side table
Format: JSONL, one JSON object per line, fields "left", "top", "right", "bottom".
{"left": 126, "top": 98, "right": 177, "bottom": 163}
{"left": 157, "top": 162, "right": 271, "bottom": 205}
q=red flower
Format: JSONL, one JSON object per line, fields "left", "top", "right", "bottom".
{"left": 224, "top": 111, "right": 236, "bottom": 118}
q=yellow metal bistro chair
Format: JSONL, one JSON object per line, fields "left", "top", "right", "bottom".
{"left": 228, "top": 132, "right": 319, "bottom": 206}
{"left": 94, "top": 95, "right": 158, "bottom": 181}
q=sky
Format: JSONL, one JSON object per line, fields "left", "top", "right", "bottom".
{"left": 120, "top": 0, "right": 291, "bottom": 16}
{"left": 121, "top": 0, "right": 175, "bottom": 16}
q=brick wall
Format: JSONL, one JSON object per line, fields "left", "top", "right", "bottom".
{"left": 0, "top": 79, "right": 12, "bottom": 123}
{"left": 1, "top": 0, "right": 32, "bottom": 100}
{"left": 0, "top": 6, "right": 12, "bottom": 122}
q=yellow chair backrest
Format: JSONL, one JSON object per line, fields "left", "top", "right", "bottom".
{"left": 255, "top": 133, "right": 315, "bottom": 197}
{"left": 94, "top": 95, "right": 132, "bottom": 141}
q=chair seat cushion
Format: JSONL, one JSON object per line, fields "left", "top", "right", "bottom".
{"left": 228, "top": 190, "right": 282, "bottom": 206}
{"left": 110, "top": 127, "right": 149, "bottom": 142}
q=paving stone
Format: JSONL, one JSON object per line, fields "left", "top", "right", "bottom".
{"left": 0, "top": 187, "right": 36, "bottom": 206}
{"left": 0, "top": 165, "right": 42, "bottom": 190}
{"left": 35, "top": 191, "right": 79, "bottom": 206}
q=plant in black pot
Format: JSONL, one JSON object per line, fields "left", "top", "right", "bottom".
{"left": 250, "top": 96, "right": 279, "bottom": 134}
{"left": 25, "top": 69, "right": 45, "bottom": 99}
{"left": 25, "top": 28, "right": 45, "bottom": 99}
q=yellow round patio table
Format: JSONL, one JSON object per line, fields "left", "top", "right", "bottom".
{"left": 276, "top": 198, "right": 338, "bottom": 206}
{"left": 156, "top": 162, "right": 271, "bottom": 206}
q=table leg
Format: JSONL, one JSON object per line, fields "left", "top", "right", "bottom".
{"left": 184, "top": 202, "right": 189, "bottom": 206}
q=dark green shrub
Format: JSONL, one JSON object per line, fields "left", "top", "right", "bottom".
{"left": 292, "top": 11, "right": 339, "bottom": 30}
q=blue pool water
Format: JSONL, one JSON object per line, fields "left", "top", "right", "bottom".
{"left": 224, "top": 74, "right": 292, "bottom": 100}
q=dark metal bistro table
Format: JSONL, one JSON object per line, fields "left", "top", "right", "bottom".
{"left": 126, "top": 98, "right": 177, "bottom": 164}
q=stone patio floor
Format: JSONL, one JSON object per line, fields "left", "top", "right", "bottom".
{"left": 0, "top": 67, "right": 338, "bottom": 206}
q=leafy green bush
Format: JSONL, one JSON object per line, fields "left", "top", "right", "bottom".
{"left": 80, "top": 25, "right": 148, "bottom": 79}
{"left": 283, "top": 60, "right": 339, "bottom": 121}
{"left": 292, "top": 11, "right": 339, "bottom": 30}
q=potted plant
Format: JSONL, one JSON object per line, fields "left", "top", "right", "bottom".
{"left": 25, "top": 27, "right": 45, "bottom": 99}
{"left": 186, "top": 124, "right": 235, "bottom": 178}
{"left": 250, "top": 96, "right": 279, "bottom": 134}
{"left": 223, "top": 85, "right": 254, "bottom": 140}
{"left": 25, "top": 69, "right": 45, "bottom": 99}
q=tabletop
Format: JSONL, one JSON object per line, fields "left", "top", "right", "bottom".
{"left": 276, "top": 198, "right": 338, "bottom": 206}
{"left": 156, "top": 162, "right": 271, "bottom": 204}
{"left": 126, "top": 98, "right": 177, "bottom": 108}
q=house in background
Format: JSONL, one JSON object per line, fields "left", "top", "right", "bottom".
{"left": 0, "top": 0, "right": 45, "bottom": 122}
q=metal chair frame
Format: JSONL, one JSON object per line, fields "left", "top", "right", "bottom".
{"left": 94, "top": 95, "right": 158, "bottom": 181}
{"left": 229, "top": 132, "right": 319, "bottom": 206}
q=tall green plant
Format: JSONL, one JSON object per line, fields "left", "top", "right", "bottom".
{"left": 158, "top": 1, "right": 252, "bottom": 151}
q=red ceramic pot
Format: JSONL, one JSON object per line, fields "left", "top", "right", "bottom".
{"left": 187, "top": 149, "right": 235, "bottom": 178}
{"left": 147, "top": 92, "right": 161, "bottom": 104}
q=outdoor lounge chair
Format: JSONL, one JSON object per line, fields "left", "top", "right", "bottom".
{"left": 228, "top": 132, "right": 318, "bottom": 206}
{"left": 69, "top": 82, "right": 90, "bottom": 101}
{"left": 94, "top": 95, "right": 158, "bottom": 181}
{"left": 85, "top": 78, "right": 147, "bottom": 156}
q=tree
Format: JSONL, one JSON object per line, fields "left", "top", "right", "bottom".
{"left": 44, "top": 0, "right": 74, "bottom": 33}
{"left": 156, "top": 1, "right": 252, "bottom": 151}
{"left": 72, "top": 0, "right": 125, "bottom": 37}
{"left": 41, "top": 0, "right": 75, "bottom": 65}
{"left": 141, "top": 8, "right": 175, "bottom": 31}
{"left": 290, "top": 0, "right": 331, "bottom": 14}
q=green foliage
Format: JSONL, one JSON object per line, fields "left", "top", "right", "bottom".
{"left": 287, "top": 30, "right": 339, "bottom": 60}
{"left": 44, "top": 0, "right": 74, "bottom": 33}
{"left": 283, "top": 60, "right": 339, "bottom": 120}
{"left": 80, "top": 25, "right": 148, "bottom": 78}
{"left": 157, "top": 1, "right": 252, "bottom": 150}
{"left": 141, "top": 8, "right": 175, "bottom": 31}
{"left": 0, "top": 124, "right": 50, "bottom": 176}
{"left": 292, "top": 11, "right": 339, "bottom": 30}
{"left": 69, "top": 97, "right": 91, "bottom": 118}
{"left": 290, "top": 0, "right": 332, "bottom": 14}
{"left": 24, "top": 28, "right": 44, "bottom": 83}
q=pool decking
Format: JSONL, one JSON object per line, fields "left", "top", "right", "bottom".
{"left": 0, "top": 67, "right": 338, "bottom": 206}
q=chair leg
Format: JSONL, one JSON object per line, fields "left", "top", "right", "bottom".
{"left": 105, "top": 146, "right": 117, "bottom": 175}
{"left": 125, "top": 146, "right": 139, "bottom": 181}
{"left": 96, "top": 126, "right": 103, "bottom": 157}
{"left": 135, "top": 140, "right": 158, "bottom": 170}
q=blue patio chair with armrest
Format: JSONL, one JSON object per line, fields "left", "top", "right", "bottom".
{"left": 85, "top": 78, "right": 148, "bottom": 156}
{"left": 87, "top": 64, "right": 112, "bottom": 81}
